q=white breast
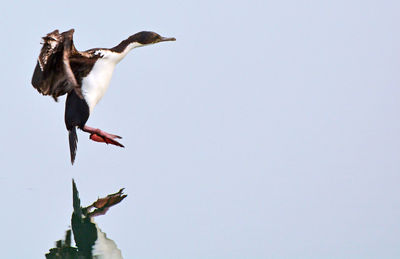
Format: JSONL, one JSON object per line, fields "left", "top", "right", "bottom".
{"left": 80, "top": 43, "right": 142, "bottom": 113}
{"left": 81, "top": 58, "right": 116, "bottom": 113}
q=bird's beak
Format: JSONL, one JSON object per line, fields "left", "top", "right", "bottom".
{"left": 159, "top": 36, "right": 176, "bottom": 42}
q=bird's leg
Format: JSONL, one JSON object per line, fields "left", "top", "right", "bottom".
{"left": 82, "top": 125, "right": 124, "bottom": 147}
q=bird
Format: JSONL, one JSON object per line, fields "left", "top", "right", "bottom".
{"left": 31, "top": 29, "right": 176, "bottom": 164}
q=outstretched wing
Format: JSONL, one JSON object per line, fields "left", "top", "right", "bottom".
{"left": 31, "top": 29, "right": 83, "bottom": 101}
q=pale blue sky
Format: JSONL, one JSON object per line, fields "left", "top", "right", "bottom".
{"left": 1, "top": 0, "right": 400, "bottom": 258}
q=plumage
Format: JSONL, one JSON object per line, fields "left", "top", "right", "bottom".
{"left": 32, "top": 29, "right": 176, "bottom": 164}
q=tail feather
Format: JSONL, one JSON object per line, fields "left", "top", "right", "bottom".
{"left": 69, "top": 127, "right": 78, "bottom": 164}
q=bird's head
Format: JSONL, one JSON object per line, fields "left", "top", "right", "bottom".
{"left": 128, "top": 31, "right": 176, "bottom": 46}
{"left": 109, "top": 31, "right": 176, "bottom": 58}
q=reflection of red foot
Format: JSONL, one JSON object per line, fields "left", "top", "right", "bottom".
{"left": 83, "top": 125, "right": 125, "bottom": 147}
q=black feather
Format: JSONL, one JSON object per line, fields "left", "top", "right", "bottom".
{"left": 69, "top": 127, "right": 78, "bottom": 165}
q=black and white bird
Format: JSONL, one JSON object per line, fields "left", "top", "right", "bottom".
{"left": 32, "top": 29, "right": 175, "bottom": 164}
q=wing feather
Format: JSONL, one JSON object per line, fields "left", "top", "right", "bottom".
{"left": 31, "top": 29, "right": 83, "bottom": 101}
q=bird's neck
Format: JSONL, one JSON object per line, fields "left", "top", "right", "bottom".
{"left": 99, "top": 41, "right": 141, "bottom": 64}
{"left": 111, "top": 37, "right": 143, "bottom": 54}
{"left": 95, "top": 41, "right": 141, "bottom": 65}
{"left": 117, "top": 42, "right": 142, "bottom": 61}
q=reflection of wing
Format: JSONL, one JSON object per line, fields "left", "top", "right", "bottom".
{"left": 31, "top": 29, "right": 82, "bottom": 101}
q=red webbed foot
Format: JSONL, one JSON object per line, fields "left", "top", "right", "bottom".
{"left": 83, "top": 126, "right": 125, "bottom": 148}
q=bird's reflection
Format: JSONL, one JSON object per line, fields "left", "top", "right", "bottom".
{"left": 46, "top": 180, "right": 127, "bottom": 259}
